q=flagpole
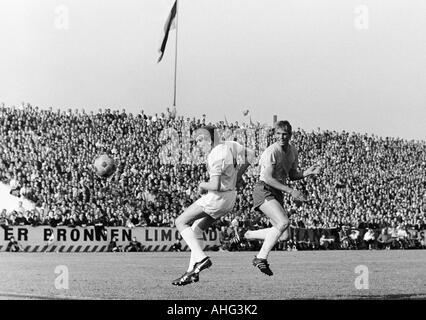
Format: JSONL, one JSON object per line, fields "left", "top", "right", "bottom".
{"left": 173, "top": 0, "right": 179, "bottom": 107}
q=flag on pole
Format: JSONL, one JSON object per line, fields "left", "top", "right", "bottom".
{"left": 158, "top": 0, "right": 177, "bottom": 63}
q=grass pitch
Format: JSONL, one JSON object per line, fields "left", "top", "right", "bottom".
{"left": 0, "top": 250, "right": 425, "bottom": 300}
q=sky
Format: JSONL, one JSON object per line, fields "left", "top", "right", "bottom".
{"left": 0, "top": 0, "right": 425, "bottom": 141}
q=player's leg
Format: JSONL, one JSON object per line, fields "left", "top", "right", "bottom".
{"left": 178, "top": 191, "right": 235, "bottom": 283}
{"left": 187, "top": 216, "right": 215, "bottom": 272}
{"left": 243, "top": 225, "right": 289, "bottom": 241}
{"left": 245, "top": 228, "right": 269, "bottom": 240}
{"left": 232, "top": 226, "right": 289, "bottom": 249}
{"left": 172, "top": 204, "right": 212, "bottom": 286}
{"left": 175, "top": 203, "right": 210, "bottom": 264}
{"left": 257, "top": 199, "right": 289, "bottom": 258}
{"left": 239, "top": 182, "right": 288, "bottom": 245}
{"left": 253, "top": 199, "right": 289, "bottom": 276}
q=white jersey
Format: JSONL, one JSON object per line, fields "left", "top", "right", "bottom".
{"left": 196, "top": 141, "right": 251, "bottom": 218}
{"left": 207, "top": 141, "right": 247, "bottom": 192}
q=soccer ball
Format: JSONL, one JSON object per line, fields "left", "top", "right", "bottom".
{"left": 93, "top": 154, "right": 116, "bottom": 178}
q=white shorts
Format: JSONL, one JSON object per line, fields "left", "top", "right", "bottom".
{"left": 195, "top": 190, "right": 237, "bottom": 219}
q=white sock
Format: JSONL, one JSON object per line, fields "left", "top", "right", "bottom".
{"left": 257, "top": 226, "right": 283, "bottom": 260}
{"left": 181, "top": 227, "right": 206, "bottom": 270}
{"left": 187, "top": 225, "right": 205, "bottom": 271}
{"left": 245, "top": 228, "right": 271, "bottom": 241}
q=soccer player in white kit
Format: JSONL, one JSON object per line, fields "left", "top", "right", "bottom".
{"left": 172, "top": 126, "right": 255, "bottom": 286}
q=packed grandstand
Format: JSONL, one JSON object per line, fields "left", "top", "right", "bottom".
{"left": 0, "top": 103, "right": 425, "bottom": 250}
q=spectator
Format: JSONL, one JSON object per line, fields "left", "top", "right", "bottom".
{"left": 339, "top": 226, "right": 351, "bottom": 249}
{"left": 0, "top": 210, "right": 8, "bottom": 226}
{"left": 6, "top": 236, "right": 23, "bottom": 252}
{"left": 377, "top": 228, "right": 393, "bottom": 250}
{"left": 26, "top": 211, "right": 36, "bottom": 226}
{"left": 57, "top": 214, "right": 69, "bottom": 226}
{"left": 124, "top": 237, "right": 143, "bottom": 252}
{"left": 396, "top": 224, "right": 409, "bottom": 249}
{"left": 0, "top": 103, "right": 424, "bottom": 253}
{"left": 107, "top": 237, "right": 122, "bottom": 252}
{"left": 125, "top": 215, "right": 136, "bottom": 228}
{"left": 171, "top": 240, "right": 182, "bottom": 252}
{"left": 319, "top": 233, "right": 335, "bottom": 250}
{"left": 349, "top": 229, "right": 360, "bottom": 249}
{"left": 49, "top": 213, "right": 62, "bottom": 227}
{"left": 421, "top": 235, "right": 426, "bottom": 249}
{"left": 77, "top": 213, "right": 88, "bottom": 227}
{"left": 14, "top": 212, "right": 28, "bottom": 226}
{"left": 363, "top": 228, "right": 376, "bottom": 250}
{"left": 9, "top": 175, "right": 21, "bottom": 196}
{"left": 93, "top": 213, "right": 106, "bottom": 228}
{"left": 107, "top": 213, "right": 119, "bottom": 227}
{"left": 68, "top": 217, "right": 77, "bottom": 228}
{"left": 16, "top": 201, "right": 26, "bottom": 215}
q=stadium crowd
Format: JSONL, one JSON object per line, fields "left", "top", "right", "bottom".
{"left": 0, "top": 103, "right": 425, "bottom": 249}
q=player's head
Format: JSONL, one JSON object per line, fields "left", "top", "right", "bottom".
{"left": 193, "top": 126, "right": 219, "bottom": 155}
{"left": 274, "top": 120, "right": 292, "bottom": 148}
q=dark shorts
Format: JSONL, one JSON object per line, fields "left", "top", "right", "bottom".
{"left": 252, "top": 181, "right": 284, "bottom": 211}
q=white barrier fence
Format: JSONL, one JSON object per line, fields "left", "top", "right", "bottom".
{"left": 0, "top": 226, "right": 221, "bottom": 252}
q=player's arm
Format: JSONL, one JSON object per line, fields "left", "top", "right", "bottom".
{"left": 289, "top": 165, "right": 322, "bottom": 181}
{"left": 288, "top": 150, "right": 321, "bottom": 181}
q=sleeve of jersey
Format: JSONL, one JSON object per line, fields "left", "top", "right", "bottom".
{"left": 261, "top": 147, "right": 276, "bottom": 167}
{"left": 208, "top": 147, "right": 225, "bottom": 177}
